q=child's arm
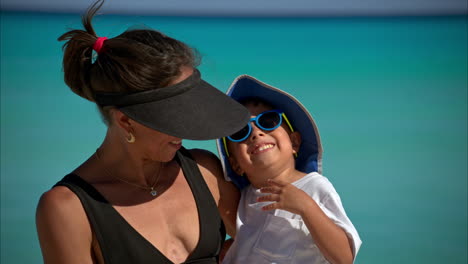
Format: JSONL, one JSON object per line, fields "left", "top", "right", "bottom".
{"left": 258, "top": 178, "right": 354, "bottom": 264}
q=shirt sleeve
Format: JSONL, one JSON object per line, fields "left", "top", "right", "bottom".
{"left": 315, "top": 180, "right": 362, "bottom": 261}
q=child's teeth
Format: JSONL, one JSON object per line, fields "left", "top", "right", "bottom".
{"left": 259, "top": 144, "right": 273, "bottom": 151}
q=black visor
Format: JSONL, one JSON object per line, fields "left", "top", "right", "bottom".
{"left": 95, "top": 69, "right": 250, "bottom": 140}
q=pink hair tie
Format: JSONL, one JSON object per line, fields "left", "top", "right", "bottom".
{"left": 93, "top": 37, "right": 107, "bottom": 53}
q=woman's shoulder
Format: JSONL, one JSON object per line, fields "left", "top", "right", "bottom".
{"left": 37, "top": 184, "right": 80, "bottom": 214}
{"left": 186, "top": 147, "right": 239, "bottom": 199}
{"left": 36, "top": 182, "right": 89, "bottom": 230}
{"left": 37, "top": 173, "right": 92, "bottom": 229}
{"left": 186, "top": 148, "right": 225, "bottom": 187}
{"left": 36, "top": 184, "right": 94, "bottom": 262}
{"left": 187, "top": 148, "right": 223, "bottom": 178}
{"left": 186, "top": 148, "right": 240, "bottom": 236}
{"left": 187, "top": 148, "right": 219, "bottom": 161}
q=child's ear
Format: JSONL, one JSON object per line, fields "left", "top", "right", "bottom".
{"left": 228, "top": 156, "right": 244, "bottom": 176}
{"left": 290, "top": 131, "right": 302, "bottom": 154}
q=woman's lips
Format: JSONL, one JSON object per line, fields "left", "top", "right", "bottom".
{"left": 170, "top": 140, "right": 182, "bottom": 149}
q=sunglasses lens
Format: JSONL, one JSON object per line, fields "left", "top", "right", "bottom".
{"left": 229, "top": 125, "right": 250, "bottom": 141}
{"left": 227, "top": 111, "right": 283, "bottom": 142}
{"left": 258, "top": 111, "right": 281, "bottom": 130}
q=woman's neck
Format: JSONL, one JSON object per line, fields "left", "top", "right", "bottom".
{"left": 92, "top": 130, "right": 164, "bottom": 186}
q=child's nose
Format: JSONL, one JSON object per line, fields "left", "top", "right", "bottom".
{"left": 249, "top": 123, "right": 265, "bottom": 141}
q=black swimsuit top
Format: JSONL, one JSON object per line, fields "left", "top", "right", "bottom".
{"left": 55, "top": 147, "right": 225, "bottom": 264}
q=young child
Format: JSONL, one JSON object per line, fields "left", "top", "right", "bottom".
{"left": 216, "top": 75, "right": 362, "bottom": 264}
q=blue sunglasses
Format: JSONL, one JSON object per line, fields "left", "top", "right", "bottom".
{"left": 222, "top": 110, "right": 295, "bottom": 157}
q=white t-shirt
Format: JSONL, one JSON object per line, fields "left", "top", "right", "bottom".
{"left": 222, "top": 172, "right": 362, "bottom": 264}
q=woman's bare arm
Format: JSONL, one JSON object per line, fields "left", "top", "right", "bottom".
{"left": 36, "top": 186, "right": 95, "bottom": 264}
{"left": 190, "top": 149, "right": 240, "bottom": 238}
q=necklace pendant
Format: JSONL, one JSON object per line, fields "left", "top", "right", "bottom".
{"left": 150, "top": 189, "right": 157, "bottom": 196}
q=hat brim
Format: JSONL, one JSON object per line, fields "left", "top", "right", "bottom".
{"left": 120, "top": 79, "right": 250, "bottom": 140}
{"left": 216, "top": 75, "right": 323, "bottom": 189}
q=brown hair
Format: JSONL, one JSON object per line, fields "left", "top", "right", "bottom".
{"left": 58, "top": 0, "right": 199, "bottom": 123}
{"left": 238, "top": 97, "right": 275, "bottom": 109}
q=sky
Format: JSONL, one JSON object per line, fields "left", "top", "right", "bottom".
{"left": 1, "top": 0, "right": 467, "bottom": 16}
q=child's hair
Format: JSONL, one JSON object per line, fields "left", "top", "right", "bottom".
{"left": 237, "top": 96, "right": 275, "bottom": 109}
{"left": 226, "top": 96, "right": 296, "bottom": 155}
{"left": 58, "top": 0, "right": 199, "bottom": 124}
{"left": 237, "top": 97, "right": 295, "bottom": 133}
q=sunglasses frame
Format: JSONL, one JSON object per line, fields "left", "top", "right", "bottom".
{"left": 222, "top": 109, "right": 295, "bottom": 157}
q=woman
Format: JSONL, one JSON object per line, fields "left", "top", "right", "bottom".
{"left": 35, "top": 1, "right": 249, "bottom": 263}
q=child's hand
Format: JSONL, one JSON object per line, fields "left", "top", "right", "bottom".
{"left": 257, "top": 178, "right": 311, "bottom": 215}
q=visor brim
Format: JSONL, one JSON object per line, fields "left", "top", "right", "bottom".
{"left": 120, "top": 79, "right": 250, "bottom": 140}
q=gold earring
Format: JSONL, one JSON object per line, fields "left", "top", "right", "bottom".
{"left": 293, "top": 150, "right": 298, "bottom": 158}
{"left": 126, "top": 132, "right": 135, "bottom": 143}
{"left": 235, "top": 168, "right": 245, "bottom": 176}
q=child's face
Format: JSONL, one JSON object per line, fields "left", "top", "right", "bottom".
{"left": 227, "top": 102, "right": 300, "bottom": 177}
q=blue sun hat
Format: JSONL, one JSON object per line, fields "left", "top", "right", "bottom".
{"left": 216, "top": 75, "right": 323, "bottom": 189}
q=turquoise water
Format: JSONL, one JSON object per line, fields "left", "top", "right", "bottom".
{"left": 1, "top": 12, "right": 467, "bottom": 263}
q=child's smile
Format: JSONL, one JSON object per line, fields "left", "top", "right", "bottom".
{"left": 227, "top": 102, "right": 299, "bottom": 179}
{"left": 249, "top": 142, "right": 275, "bottom": 155}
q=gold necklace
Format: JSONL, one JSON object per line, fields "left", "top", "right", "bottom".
{"left": 94, "top": 148, "right": 164, "bottom": 196}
